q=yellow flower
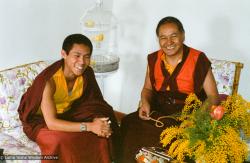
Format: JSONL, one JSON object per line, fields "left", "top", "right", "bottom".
{"left": 160, "top": 94, "right": 250, "bottom": 162}
{"left": 179, "top": 93, "right": 202, "bottom": 121}
{"left": 160, "top": 127, "right": 185, "bottom": 147}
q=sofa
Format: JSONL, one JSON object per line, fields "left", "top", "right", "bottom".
{"left": 0, "top": 59, "right": 245, "bottom": 162}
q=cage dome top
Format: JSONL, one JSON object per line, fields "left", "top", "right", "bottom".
{"left": 80, "top": 0, "right": 119, "bottom": 73}
{"left": 80, "top": 0, "right": 117, "bottom": 32}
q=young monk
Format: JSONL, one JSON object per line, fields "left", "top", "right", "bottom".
{"left": 18, "top": 34, "right": 120, "bottom": 163}
{"left": 120, "top": 16, "right": 219, "bottom": 163}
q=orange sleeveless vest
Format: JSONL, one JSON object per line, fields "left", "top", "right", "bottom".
{"left": 153, "top": 48, "right": 202, "bottom": 94}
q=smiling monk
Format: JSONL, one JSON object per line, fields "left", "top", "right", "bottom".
{"left": 120, "top": 16, "right": 219, "bottom": 163}
{"left": 18, "top": 34, "right": 120, "bottom": 163}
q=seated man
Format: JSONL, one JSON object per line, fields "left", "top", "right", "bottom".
{"left": 18, "top": 34, "right": 120, "bottom": 163}
{"left": 120, "top": 16, "right": 219, "bottom": 163}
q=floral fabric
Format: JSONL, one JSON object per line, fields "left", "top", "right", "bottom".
{"left": 0, "top": 132, "right": 40, "bottom": 163}
{"left": 0, "top": 61, "right": 49, "bottom": 161}
{"left": 0, "top": 61, "right": 48, "bottom": 130}
{"left": 210, "top": 58, "right": 236, "bottom": 95}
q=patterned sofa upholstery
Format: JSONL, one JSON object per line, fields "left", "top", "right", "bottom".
{"left": 0, "top": 59, "right": 244, "bottom": 162}
{"left": 210, "top": 58, "right": 243, "bottom": 95}
{"left": 0, "top": 61, "right": 47, "bottom": 163}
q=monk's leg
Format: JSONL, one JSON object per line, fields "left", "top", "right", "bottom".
{"left": 120, "top": 112, "right": 163, "bottom": 163}
{"left": 36, "top": 128, "right": 111, "bottom": 163}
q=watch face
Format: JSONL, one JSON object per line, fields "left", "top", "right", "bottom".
{"left": 80, "top": 123, "right": 86, "bottom": 132}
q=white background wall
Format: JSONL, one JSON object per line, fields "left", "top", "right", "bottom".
{"left": 0, "top": 0, "right": 249, "bottom": 113}
{"left": 0, "top": 0, "right": 113, "bottom": 69}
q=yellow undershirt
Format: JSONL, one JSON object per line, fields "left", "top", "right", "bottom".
{"left": 37, "top": 67, "right": 83, "bottom": 115}
{"left": 161, "top": 54, "right": 182, "bottom": 90}
{"left": 53, "top": 68, "right": 83, "bottom": 113}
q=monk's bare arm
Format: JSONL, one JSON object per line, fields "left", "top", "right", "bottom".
{"left": 203, "top": 68, "right": 219, "bottom": 105}
{"left": 139, "top": 66, "right": 153, "bottom": 120}
{"left": 40, "top": 79, "right": 111, "bottom": 137}
{"left": 41, "top": 79, "right": 81, "bottom": 132}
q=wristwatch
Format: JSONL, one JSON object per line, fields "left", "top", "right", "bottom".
{"left": 80, "top": 123, "right": 87, "bottom": 132}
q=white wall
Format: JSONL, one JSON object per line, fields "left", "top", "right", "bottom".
{"left": 1, "top": 0, "right": 249, "bottom": 114}
{"left": 0, "top": 0, "right": 113, "bottom": 69}
{"left": 106, "top": 0, "right": 250, "bottom": 113}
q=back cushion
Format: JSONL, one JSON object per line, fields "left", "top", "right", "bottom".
{"left": 210, "top": 58, "right": 236, "bottom": 95}
{"left": 0, "top": 61, "right": 48, "bottom": 130}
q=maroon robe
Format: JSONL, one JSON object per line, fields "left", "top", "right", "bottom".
{"left": 18, "top": 59, "right": 120, "bottom": 163}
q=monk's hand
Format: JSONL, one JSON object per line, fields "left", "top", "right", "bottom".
{"left": 139, "top": 102, "right": 150, "bottom": 120}
{"left": 100, "top": 117, "right": 112, "bottom": 138}
{"left": 89, "top": 117, "right": 112, "bottom": 138}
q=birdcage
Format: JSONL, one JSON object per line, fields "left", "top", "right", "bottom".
{"left": 80, "top": 0, "right": 119, "bottom": 73}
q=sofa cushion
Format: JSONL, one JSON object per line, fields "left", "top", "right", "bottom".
{"left": 0, "top": 128, "right": 40, "bottom": 155}
{"left": 2, "top": 126, "right": 41, "bottom": 153}
{"left": 0, "top": 132, "right": 41, "bottom": 163}
{"left": 0, "top": 61, "right": 48, "bottom": 131}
